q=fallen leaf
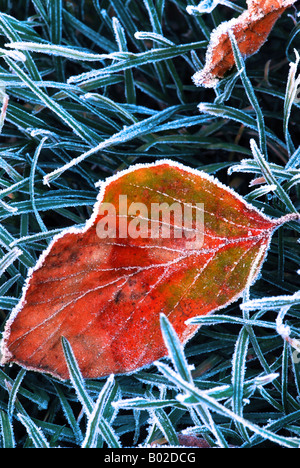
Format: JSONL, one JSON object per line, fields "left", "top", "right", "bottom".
{"left": 177, "top": 434, "right": 212, "bottom": 448}
{"left": 193, "top": 0, "right": 297, "bottom": 88}
{"left": 151, "top": 434, "right": 211, "bottom": 448}
{"left": 1, "top": 160, "right": 298, "bottom": 379}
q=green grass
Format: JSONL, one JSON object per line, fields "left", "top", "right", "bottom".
{"left": 0, "top": 0, "right": 299, "bottom": 448}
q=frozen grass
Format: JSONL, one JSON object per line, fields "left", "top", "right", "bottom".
{"left": 0, "top": 0, "right": 299, "bottom": 448}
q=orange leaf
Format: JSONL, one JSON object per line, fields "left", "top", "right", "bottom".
{"left": 1, "top": 160, "right": 298, "bottom": 379}
{"left": 193, "top": 0, "right": 297, "bottom": 88}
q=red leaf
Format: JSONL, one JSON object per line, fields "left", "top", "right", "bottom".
{"left": 193, "top": 0, "right": 297, "bottom": 88}
{"left": 0, "top": 160, "right": 298, "bottom": 379}
{"left": 151, "top": 434, "right": 211, "bottom": 448}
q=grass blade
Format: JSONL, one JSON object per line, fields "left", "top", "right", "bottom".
{"left": 283, "top": 50, "right": 300, "bottom": 156}
{"left": 52, "top": 381, "right": 83, "bottom": 445}
{"left": 231, "top": 328, "right": 250, "bottom": 442}
{"left": 0, "top": 247, "right": 22, "bottom": 276}
{"left": 4, "top": 56, "right": 99, "bottom": 146}
{"left": 0, "top": 410, "right": 15, "bottom": 448}
{"left": 249, "top": 139, "right": 297, "bottom": 213}
{"left": 43, "top": 105, "right": 181, "bottom": 183}
{"left": 150, "top": 406, "right": 179, "bottom": 446}
{"left": 160, "top": 313, "right": 193, "bottom": 384}
{"left": 61, "top": 337, "right": 94, "bottom": 416}
{"left": 82, "top": 375, "right": 121, "bottom": 448}
{"left": 229, "top": 30, "right": 267, "bottom": 157}
{"left": 17, "top": 413, "right": 50, "bottom": 448}
{"left": 7, "top": 368, "right": 26, "bottom": 419}
{"left": 156, "top": 362, "right": 300, "bottom": 448}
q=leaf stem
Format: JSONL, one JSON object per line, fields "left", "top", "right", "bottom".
{"left": 273, "top": 212, "right": 300, "bottom": 227}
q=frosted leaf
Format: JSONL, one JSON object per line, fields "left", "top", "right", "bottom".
{"left": 1, "top": 160, "right": 299, "bottom": 379}
{"left": 192, "top": 0, "right": 297, "bottom": 88}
